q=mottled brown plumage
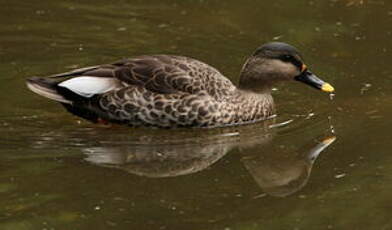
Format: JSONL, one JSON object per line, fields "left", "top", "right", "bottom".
{"left": 26, "top": 42, "right": 334, "bottom": 128}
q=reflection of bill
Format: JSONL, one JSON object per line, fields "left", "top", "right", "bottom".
{"left": 242, "top": 136, "right": 336, "bottom": 197}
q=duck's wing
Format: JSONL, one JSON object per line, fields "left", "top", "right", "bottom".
{"left": 110, "top": 55, "right": 236, "bottom": 97}
{"left": 48, "top": 55, "right": 219, "bottom": 96}
{"left": 110, "top": 55, "right": 185, "bottom": 94}
{"left": 108, "top": 55, "right": 232, "bottom": 94}
{"left": 27, "top": 55, "right": 235, "bottom": 105}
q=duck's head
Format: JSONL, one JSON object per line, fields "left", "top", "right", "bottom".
{"left": 239, "top": 42, "right": 334, "bottom": 93}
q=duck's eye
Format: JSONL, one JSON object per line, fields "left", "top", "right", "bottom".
{"left": 280, "top": 55, "right": 293, "bottom": 62}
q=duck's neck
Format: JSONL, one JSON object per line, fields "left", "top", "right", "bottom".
{"left": 229, "top": 88, "right": 275, "bottom": 123}
{"left": 238, "top": 71, "right": 276, "bottom": 93}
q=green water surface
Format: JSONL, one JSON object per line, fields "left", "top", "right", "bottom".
{"left": 1, "top": 0, "right": 392, "bottom": 229}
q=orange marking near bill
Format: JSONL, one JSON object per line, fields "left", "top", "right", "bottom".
{"left": 301, "top": 64, "right": 307, "bottom": 72}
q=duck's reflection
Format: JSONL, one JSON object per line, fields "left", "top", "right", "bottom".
{"left": 84, "top": 141, "right": 231, "bottom": 178}
{"left": 82, "top": 122, "right": 336, "bottom": 197}
{"left": 84, "top": 125, "right": 273, "bottom": 177}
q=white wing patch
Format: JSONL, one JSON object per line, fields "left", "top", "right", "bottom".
{"left": 58, "top": 76, "right": 119, "bottom": 98}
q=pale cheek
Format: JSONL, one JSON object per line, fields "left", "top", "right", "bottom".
{"left": 266, "top": 60, "right": 300, "bottom": 79}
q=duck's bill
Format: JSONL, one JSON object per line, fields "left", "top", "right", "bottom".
{"left": 295, "top": 70, "right": 334, "bottom": 93}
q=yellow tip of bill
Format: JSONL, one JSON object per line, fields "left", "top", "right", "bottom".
{"left": 321, "top": 83, "right": 335, "bottom": 93}
{"left": 322, "top": 136, "right": 337, "bottom": 145}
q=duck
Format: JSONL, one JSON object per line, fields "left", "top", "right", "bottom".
{"left": 26, "top": 42, "right": 334, "bottom": 128}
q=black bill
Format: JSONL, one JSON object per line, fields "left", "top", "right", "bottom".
{"left": 295, "top": 70, "right": 334, "bottom": 93}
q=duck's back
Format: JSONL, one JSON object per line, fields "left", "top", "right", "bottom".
{"left": 110, "top": 55, "right": 237, "bottom": 100}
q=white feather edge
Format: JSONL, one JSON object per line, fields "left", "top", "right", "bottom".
{"left": 58, "top": 76, "right": 118, "bottom": 98}
{"left": 26, "top": 81, "right": 72, "bottom": 104}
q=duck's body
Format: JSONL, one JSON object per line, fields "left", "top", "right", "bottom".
{"left": 26, "top": 42, "right": 334, "bottom": 128}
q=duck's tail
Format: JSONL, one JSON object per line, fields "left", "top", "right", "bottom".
{"left": 26, "top": 77, "right": 72, "bottom": 104}
{"left": 26, "top": 76, "right": 105, "bottom": 123}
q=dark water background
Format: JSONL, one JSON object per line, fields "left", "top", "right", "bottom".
{"left": 1, "top": 0, "right": 392, "bottom": 229}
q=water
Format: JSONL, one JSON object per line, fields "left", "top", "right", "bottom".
{"left": 1, "top": 0, "right": 392, "bottom": 229}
